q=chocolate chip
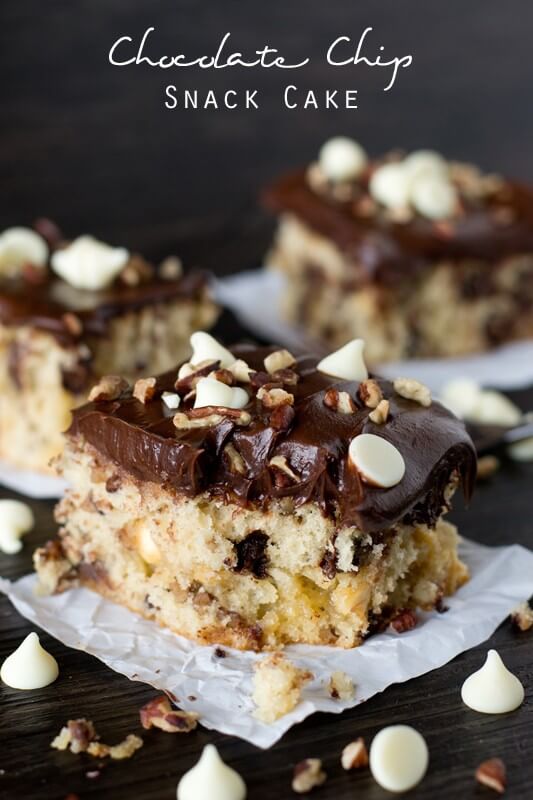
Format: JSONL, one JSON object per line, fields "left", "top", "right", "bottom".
{"left": 234, "top": 531, "right": 269, "bottom": 578}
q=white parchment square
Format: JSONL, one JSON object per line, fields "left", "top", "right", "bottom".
{"left": 2, "top": 538, "right": 532, "bottom": 748}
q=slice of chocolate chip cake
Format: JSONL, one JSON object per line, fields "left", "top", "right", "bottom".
{"left": 264, "top": 137, "right": 533, "bottom": 364}
{"left": 0, "top": 223, "right": 217, "bottom": 473}
{"left": 35, "top": 333, "right": 476, "bottom": 650}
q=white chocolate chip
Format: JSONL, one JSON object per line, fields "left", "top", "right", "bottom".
{"left": 1, "top": 632, "right": 59, "bottom": 690}
{"left": 189, "top": 332, "right": 235, "bottom": 369}
{"left": 51, "top": 235, "right": 129, "bottom": 290}
{"left": 317, "top": 339, "right": 368, "bottom": 382}
{"left": 440, "top": 379, "right": 522, "bottom": 426}
{"left": 369, "top": 725, "right": 428, "bottom": 793}
{"left": 348, "top": 434, "right": 405, "bottom": 488}
{"left": 403, "top": 149, "right": 448, "bottom": 182}
{"left": 508, "top": 436, "right": 533, "bottom": 462}
{"left": 177, "top": 744, "right": 246, "bottom": 800}
{"left": 162, "top": 391, "right": 181, "bottom": 409}
{"left": 194, "top": 378, "right": 248, "bottom": 410}
{"left": 318, "top": 136, "right": 368, "bottom": 183}
{"left": 136, "top": 525, "right": 161, "bottom": 566}
{"left": 0, "top": 227, "right": 48, "bottom": 277}
{"left": 411, "top": 175, "right": 458, "bottom": 220}
{"left": 0, "top": 499, "right": 34, "bottom": 554}
{"left": 369, "top": 163, "right": 411, "bottom": 210}
{"left": 461, "top": 649, "right": 524, "bottom": 713}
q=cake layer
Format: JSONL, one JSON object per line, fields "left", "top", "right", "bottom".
{"left": 35, "top": 439, "right": 468, "bottom": 650}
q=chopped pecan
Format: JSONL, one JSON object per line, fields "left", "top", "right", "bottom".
{"left": 139, "top": 695, "right": 199, "bottom": 733}
{"left": 119, "top": 255, "right": 153, "bottom": 286}
{"left": 510, "top": 601, "right": 533, "bottom": 631}
{"left": 62, "top": 312, "right": 83, "bottom": 337}
{"left": 257, "top": 386, "right": 294, "bottom": 408}
{"left": 133, "top": 377, "right": 157, "bottom": 404}
{"left": 173, "top": 407, "right": 251, "bottom": 429}
{"left": 390, "top": 608, "right": 417, "bottom": 633}
{"left": 175, "top": 361, "right": 220, "bottom": 394}
{"left": 341, "top": 738, "right": 369, "bottom": 770}
{"left": 51, "top": 719, "right": 98, "bottom": 754}
{"left": 393, "top": 377, "right": 432, "bottom": 407}
{"left": 224, "top": 443, "right": 246, "bottom": 474}
{"left": 369, "top": 399, "right": 390, "bottom": 424}
{"left": 475, "top": 758, "right": 506, "bottom": 794}
{"left": 87, "top": 735, "right": 143, "bottom": 760}
{"left": 269, "top": 455, "right": 299, "bottom": 482}
{"left": 207, "top": 368, "right": 235, "bottom": 386}
{"left": 264, "top": 349, "right": 296, "bottom": 374}
{"left": 159, "top": 255, "right": 183, "bottom": 280}
{"left": 228, "top": 358, "right": 254, "bottom": 383}
{"left": 477, "top": 455, "right": 500, "bottom": 481}
{"left": 270, "top": 403, "right": 295, "bottom": 431}
{"left": 323, "top": 388, "right": 356, "bottom": 414}
{"left": 88, "top": 375, "right": 128, "bottom": 402}
{"left": 359, "top": 379, "right": 383, "bottom": 409}
{"left": 292, "top": 759, "right": 327, "bottom": 794}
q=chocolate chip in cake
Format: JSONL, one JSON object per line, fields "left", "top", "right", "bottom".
{"left": 234, "top": 531, "right": 269, "bottom": 578}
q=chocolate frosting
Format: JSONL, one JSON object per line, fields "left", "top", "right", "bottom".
{"left": 68, "top": 345, "right": 476, "bottom": 534}
{"left": 0, "top": 269, "right": 210, "bottom": 345}
{"left": 263, "top": 169, "right": 533, "bottom": 287}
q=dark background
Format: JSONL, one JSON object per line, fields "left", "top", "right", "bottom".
{"left": 1, "top": 0, "right": 533, "bottom": 260}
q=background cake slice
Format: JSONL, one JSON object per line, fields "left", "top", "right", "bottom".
{"left": 35, "top": 333, "right": 476, "bottom": 650}
{"left": 263, "top": 138, "right": 533, "bottom": 364}
{"left": 0, "top": 225, "right": 218, "bottom": 473}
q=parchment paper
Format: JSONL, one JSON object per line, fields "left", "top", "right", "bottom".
{"left": 2, "top": 538, "right": 532, "bottom": 749}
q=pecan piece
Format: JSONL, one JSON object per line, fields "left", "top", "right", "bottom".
{"left": 510, "top": 601, "right": 533, "bottom": 631}
{"left": 139, "top": 695, "right": 199, "bottom": 733}
{"left": 62, "top": 312, "right": 83, "bottom": 337}
{"left": 264, "top": 349, "right": 296, "bottom": 374}
{"left": 341, "top": 738, "right": 369, "bottom": 770}
{"left": 292, "top": 759, "right": 327, "bottom": 794}
{"left": 369, "top": 399, "right": 390, "bottom": 424}
{"left": 159, "top": 255, "right": 183, "bottom": 280}
{"left": 133, "top": 377, "right": 157, "bottom": 404}
{"left": 475, "top": 758, "right": 506, "bottom": 794}
{"left": 393, "top": 377, "right": 432, "bottom": 407}
{"left": 390, "top": 608, "right": 417, "bottom": 633}
{"left": 324, "top": 388, "right": 355, "bottom": 414}
{"left": 257, "top": 386, "right": 294, "bottom": 408}
{"left": 88, "top": 375, "right": 128, "bottom": 402}
{"left": 359, "top": 379, "right": 383, "bottom": 409}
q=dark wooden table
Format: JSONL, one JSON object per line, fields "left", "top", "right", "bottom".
{"left": 1, "top": 219, "right": 532, "bottom": 800}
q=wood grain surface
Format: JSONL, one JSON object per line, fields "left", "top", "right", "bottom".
{"left": 0, "top": 222, "right": 532, "bottom": 798}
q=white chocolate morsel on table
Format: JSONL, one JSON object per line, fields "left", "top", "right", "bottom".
{"left": 0, "top": 499, "right": 34, "bottom": 554}
{"left": 508, "top": 436, "right": 533, "bottom": 462}
{"left": 349, "top": 434, "right": 405, "bottom": 488}
{"left": 317, "top": 338, "right": 368, "bottom": 382}
{"left": 51, "top": 235, "right": 129, "bottom": 291}
{"left": 0, "top": 226, "right": 48, "bottom": 277}
{"left": 189, "top": 331, "right": 235, "bottom": 368}
{"left": 369, "top": 725, "right": 429, "bottom": 793}
{"left": 177, "top": 744, "right": 246, "bottom": 800}
{"left": 369, "top": 163, "right": 411, "bottom": 211}
{"left": 440, "top": 378, "right": 522, "bottom": 426}
{"left": 318, "top": 136, "right": 368, "bottom": 183}
{"left": 461, "top": 649, "right": 524, "bottom": 713}
{"left": 1, "top": 632, "right": 59, "bottom": 690}
{"left": 194, "top": 378, "right": 248, "bottom": 410}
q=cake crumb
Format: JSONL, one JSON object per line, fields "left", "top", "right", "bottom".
{"left": 252, "top": 653, "right": 312, "bottom": 723}
{"left": 327, "top": 671, "right": 355, "bottom": 701}
{"left": 51, "top": 718, "right": 142, "bottom": 760}
{"left": 510, "top": 601, "right": 533, "bottom": 631}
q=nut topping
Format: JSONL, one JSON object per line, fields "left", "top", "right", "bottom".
{"left": 323, "top": 389, "right": 356, "bottom": 414}
{"left": 159, "top": 255, "right": 183, "bottom": 280}
{"left": 292, "top": 759, "right": 327, "bottom": 794}
{"left": 269, "top": 455, "right": 299, "bottom": 482}
{"left": 133, "top": 377, "right": 157, "bottom": 404}
{"left": 62, "top": 312, "right": 83, "bottom": 337}
{"left": 88, "top": 375, "right": 128, "bottom": 402}
{"left": 510, "top": 601, "right": 533, "bottom": 631}
{"left": 390, "top": 608, "right": 417, "bottom": 633}
{"left": 264, "top": 349, "right": 296, "bottom": 374}
{"left": 224, "top": 444, "right": 246, "bottom": 474}
{"left": 359, "top": 379, "right": 383, "bottom": 409}
{"left": 341, "top": 738, "right": 369, "bottom": 770}
{"left": 228, "top": 358, "right": 254, "bottom": 383}
{"left": 173, "top": 408, "right": 251, "bottom": 429}
{"left": 369, "top": 399, "right": 390, "bottom": 424}
{"left": 139, "top": 695, "right": 199, "bottom": 733}
{"left": 257, "top": 386, "right": 294, "bottom": 408}
{"left": 393, "top": 377, "right": 432, "bottom": 407}
{"left": 475, "top": 758, "right": 506, "bottom": 794}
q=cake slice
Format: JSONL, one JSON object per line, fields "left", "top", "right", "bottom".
{"left": 34, "top": 333, "right": 476, "bottom": 650}
{"left": 0, "top": 224, "right": 217, "bottom": 473}
{"left": 263, "top": 137, "right": 533, "bottom": 364}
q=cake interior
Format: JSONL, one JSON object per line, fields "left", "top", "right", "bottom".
{"left": 35, "top": 438, "right": 468, "bottom": 650}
